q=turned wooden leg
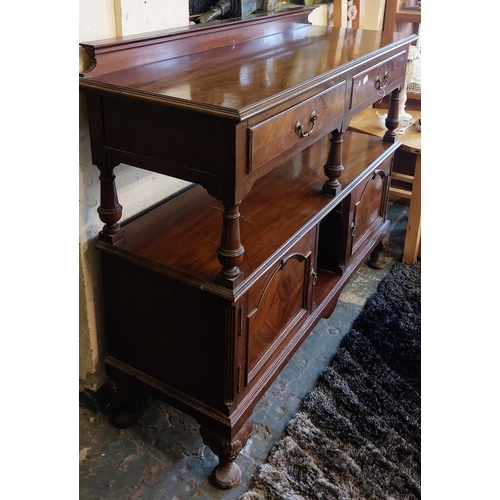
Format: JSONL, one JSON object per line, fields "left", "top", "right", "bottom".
{"left": 200, "top": 418, "right": 253, "bottom": 489}
{"left": 367, "top": 237, "right": 389, "bottom": 270}
{"left": 383, "top": 88, "right": 401, "bottom": 144}
{"left": 322, "top": 130, "right": 344, "bottom": 196}
{"left": 97, "top": 163, "right": 124, "bottom": 244}
{"left": 216, "top": 202, "right": 245, "bottom": 288}
{"left": 106, "top": 372, "right": 146, "bottom": 429}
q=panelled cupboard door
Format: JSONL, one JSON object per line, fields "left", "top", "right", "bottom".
{"left": 244, "top": 227, "right": 317, "bottom": 384}
{"left": 347, "top": 156, "right": 392, "bottom": 259}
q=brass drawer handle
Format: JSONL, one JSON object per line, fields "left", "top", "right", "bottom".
{"left": 295, "top": 111, "right": 318, "bottom": 138}
{"left": 375, "top": 71, "right": 390, "bottom": 90}
{"left": 351, "top": 222, "right": 357, "bottom": 237}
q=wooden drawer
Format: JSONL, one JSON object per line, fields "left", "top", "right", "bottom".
{"left": 248, "top": 81, "right": 346, "bottom": 174}
{"left": 350, "top": 51, "right": 408, "bottom": 111}
{"left": 244, "top": 227, "right": 317, "bottom": 383}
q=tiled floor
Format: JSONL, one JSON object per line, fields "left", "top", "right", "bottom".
{"left": 79, "top": 201, "right": 410, "bottom": 500}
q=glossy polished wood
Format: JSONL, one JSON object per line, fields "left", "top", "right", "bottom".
{"left": 104, "top": 132, "right": 397, "bottom": 289}
{"left": 81, "top": 21, "right": 412, "bottom": 117}
{"left": 81, "top": 11, "right": 417, "bottom": 488}
{"left": 81, "top": 10, "right": 416, "bottom": 284}
{"left": 98, "top": 133, "right": 399, "bottom": 487}
{"left": 98, "top": 131, "right": 399, "bottom": 488}
{"left": 79, "top": 10, "right": 316, "bottom": 78}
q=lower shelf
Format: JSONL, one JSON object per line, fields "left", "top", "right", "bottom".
{"left": 97, "top": 130, "right": 399, "bottom": 489}
{"left": 101, "top": 131, "right": 398, "bottom": 291}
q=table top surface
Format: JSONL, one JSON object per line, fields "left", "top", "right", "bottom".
{"left": 82, "top": 24, "right": 414, "bottom": 117}
{"left": 348, "top": 107, "right": 421, "bottom": 153}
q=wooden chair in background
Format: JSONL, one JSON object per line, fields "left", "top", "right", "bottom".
{"left": 344, "top": 0, "right": 422, "bottom": 264}
{"left": 383, "top": 0, "right": 421, "bottom": 36}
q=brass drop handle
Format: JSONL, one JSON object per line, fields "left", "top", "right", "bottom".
{"left": 375, "top": 71, "right": 390, "bottom": 90}
{"left": 350, "top": 222, "right": 357, "bottom": 237}
{"left": 295, "top": 111, "right": 318, "bottom": 138}
{"left": 310, "top": 267, "right": 318, "bottom": 285}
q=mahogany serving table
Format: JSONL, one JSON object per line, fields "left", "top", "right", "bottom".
{"left": 80, "top": 9, "right": 417, "bottom": 488}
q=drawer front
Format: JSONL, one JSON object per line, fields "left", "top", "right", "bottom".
{"left": 248, "top": 81, "right": 346, "bottom": 174}
{"left": 350, "top": 51, "right": 408, "bottom": 111}
{"left": 245, "top": 227, "right": 317, "bottom": 383}
{"left": 348, "top": 155, "right": 393, "bottom": 257}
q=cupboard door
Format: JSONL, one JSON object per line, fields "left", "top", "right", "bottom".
{"left": 245, "top": 227, "right": 317, "bottom": 383}
{"left": 348, "top": 156, "right": 392, "bottom": 258}
{"left": 317, "top": 153, "right": 393, "bottom": 274}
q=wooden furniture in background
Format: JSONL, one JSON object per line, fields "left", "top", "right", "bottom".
{"left": 383, "top": 0, "right": 421, "bottom": 35}
{"left": 80, "top": 9, "right": 417, "bottom": 488}
{"left": 349, "top": 107, "right": 421, "bottom": 264}
{"left": 383, "top": 0, "right": 421, "bottom": 102}
{"left": 333, "top": 0, "right": 366, "bottom": 28}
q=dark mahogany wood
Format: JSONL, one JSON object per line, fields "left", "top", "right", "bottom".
{"left": 216, "top": 202, "right": 245, "bottom": 287}
{"left": 79, "top": 9, "right": 315, "bottom": 78}
{"left": 80, "top": 10, "right": 416, "bottom": 283}
{"left": 96, "top": 164, "right": 124, "bottom": 244}
{"left": 80, "top": 10, "right": 417, "bottom": 488}
{"left": 200, "top": 417, "right": 253, "bottom": 489}
{"left": 97, "top": 131, "right": 399, "bottom": 487}
{"left": 322, "top": 130, "right": 344, "bottom": 195}
{"left": 384, "top": 87, "right": 402, "bottom": 143}
{"left": 103, "top": 133, "right": 397, "bottom": 286}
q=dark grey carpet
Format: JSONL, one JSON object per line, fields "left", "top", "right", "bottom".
{"left": 240, "top": 261, "right": 421, "bottom": 500}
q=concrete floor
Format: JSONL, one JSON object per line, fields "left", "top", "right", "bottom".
{"left": 79, "top": 200, "right": 410, "bottom": 500}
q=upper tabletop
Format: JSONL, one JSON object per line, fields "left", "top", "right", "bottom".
{"left": 80, "top": 10, "right": 417, "bottom": 120}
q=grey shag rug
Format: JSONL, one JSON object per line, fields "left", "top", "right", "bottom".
{"left": 240, "top": 261, "right": 421, "bottom": 500}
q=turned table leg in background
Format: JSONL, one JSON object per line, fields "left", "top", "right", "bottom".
{"left": 383, "top": 87, "right": 401, "bottom": 144}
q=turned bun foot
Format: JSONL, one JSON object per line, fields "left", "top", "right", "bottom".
{"left": 200, "top": 417, "right": 253, "bottom": 490}
{"left": 106, "top": 372, "right": 145, "bottom": 428}
{"left": 367, "top": 239, "right": 388, "bottom": 269}
{"left": 213, "top": 461, "right": 242, "bottom": 489}
{"left": 109, "top": 402, "right": 142, "bottom": 429}
{"left": 367, "top": 256, "right": 386, "bottom": 270}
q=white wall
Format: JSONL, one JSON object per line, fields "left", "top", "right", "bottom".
{"left": 79, "top": 0, "right": 190, "bottom": 392}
